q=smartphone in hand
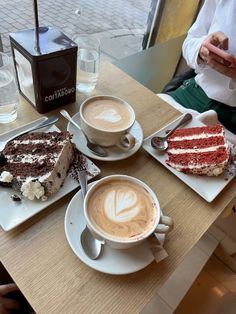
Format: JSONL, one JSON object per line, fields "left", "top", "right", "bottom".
{"left": 203, "top": 42, "right": 235, "bottom": 66}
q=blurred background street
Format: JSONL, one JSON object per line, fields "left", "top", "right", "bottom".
{"left": 0, "top": 0, "right": 152, "bottom": 61}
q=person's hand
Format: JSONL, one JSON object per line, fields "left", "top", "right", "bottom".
{"left": 0, "top": 283, "right": 20, "bottom": 314}
{"left": 199, "top": 31, "right": 229, "bottom": 63}
{"left": 199, "top": 31, "right": 236, "bottom": 80}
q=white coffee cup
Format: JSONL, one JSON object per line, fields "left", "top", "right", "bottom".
{"left": 84, "top": 175, "right": 173, "bottom": 249}
{"left": 80, "top": 95, "right": 136, "bottom": 149}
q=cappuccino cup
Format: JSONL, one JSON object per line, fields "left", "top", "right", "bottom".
{"left": 84, "top": 175, "right": 173, "bottom": 250}
{"left": 80, "top": 95, "right": 136, "bottom": 149}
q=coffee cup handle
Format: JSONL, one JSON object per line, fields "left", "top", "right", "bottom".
{"left": 117, "top": 133, "right": 136, "bottom": 150}
{"left": 154, "top": 215, "right": 174, "bottom": 234}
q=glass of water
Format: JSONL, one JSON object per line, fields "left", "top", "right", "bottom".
{"left": 73, "top": 35, "right": 100, "bottom": 93}
{"left": 0, "top": 52, "right": 19, "bottom": 123}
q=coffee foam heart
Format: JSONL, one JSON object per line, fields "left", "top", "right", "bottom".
{"left": 104, "top": 189, "right": 140, "bottom": 222}
{"left": 95, "top": 108, "right": 122, "bottom": 123}
{"left": 87, "top": 179, "right": 157, "bottom": 241}
{"left": 82, "top": 99, "right": 133, "bottom": 131}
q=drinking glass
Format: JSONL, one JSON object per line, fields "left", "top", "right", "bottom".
{"left": 73, "top": 35, "right": 100, "bottom": 93}
{"left": 0, "top": 52, "right": 19, "bottom": 123}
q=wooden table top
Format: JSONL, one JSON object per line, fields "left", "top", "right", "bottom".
{"left": 1, "top": 62, "right": 236, "bottom": 314}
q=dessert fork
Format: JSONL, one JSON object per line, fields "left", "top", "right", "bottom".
{"left": 0, "top": 116, "right": 58, "bottom": 152}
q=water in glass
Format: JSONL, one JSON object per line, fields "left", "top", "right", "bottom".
{"left": 73, "top": 35, "right": 100, "bottom": 94}
{"left": 0, "top": 53, "right": 19, "bottom": 123}
{"left": 77, "top": 48, "right": 99, "bottom": 93}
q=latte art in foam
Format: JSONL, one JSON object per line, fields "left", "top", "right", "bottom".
{"left": 82, "top": 99, "right": 133, "bottom": 132}
{"left": 87, "top": 180, "right": 157, "bottom": 241}
{"left": 104, "top": 190, "right": 139, "bottom": 222}
{"left": 96, "top": 108, "right": 121, "bottom": 123}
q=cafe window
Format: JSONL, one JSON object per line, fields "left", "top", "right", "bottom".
{"left": 0, "top": 0, "right": 155, "bottom": 62}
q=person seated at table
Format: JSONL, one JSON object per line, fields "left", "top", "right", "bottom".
{"left": 159, "top": 0, "right": 236, "bottom": 136}
{"left": 0, "top": 283, "right": 21, "bottom": 314}
{"left": 0, "top": 262, "right": 33, "bottom": 314}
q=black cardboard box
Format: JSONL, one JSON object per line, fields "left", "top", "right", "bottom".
{"left": 10, "top": 26, "right": 77, "bottom": 114}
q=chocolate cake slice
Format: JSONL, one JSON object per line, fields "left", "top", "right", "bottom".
{"left": 0, "top": 131, "right": 75, "bottom": 200}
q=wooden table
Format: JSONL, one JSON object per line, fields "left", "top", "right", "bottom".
{"left": 1, "top": 62, "right": 236, "bottom": 314}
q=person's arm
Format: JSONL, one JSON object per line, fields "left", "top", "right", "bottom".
{"left": 182, "top": 0, "right": 217, "bottom": 69}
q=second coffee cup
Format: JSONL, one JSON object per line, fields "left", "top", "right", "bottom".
{"left": 84, "top": 174, "right": 174, "bottom": 249}
{"left": 79, "top": 95, "right": 136, "bottom": 149}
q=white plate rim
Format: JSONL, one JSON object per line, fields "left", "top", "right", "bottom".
{"left": 67, "top": 112, "right": 144, "bottom": 161}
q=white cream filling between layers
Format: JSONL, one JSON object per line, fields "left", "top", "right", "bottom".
{"left": 12, "top": 139, "right": 68, "bottom": 145}
{"left": 16, "top": 141, "right": 73, "bottom": 200}
{"left": 168, "top": 144, "right": 227, "bottom": 155}
{"left": 167, "top": 161, "right": 226, "bottom": 176}
{"left": 5, "top": 153, "right": 59, "bottom": 164}
{"left": 168, "top": 131, "right": 224, "bottom": 142}
{"left": 167, "top": 162, "right": 225, "bottom": 170}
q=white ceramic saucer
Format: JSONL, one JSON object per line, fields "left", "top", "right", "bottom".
{"left": 67, "top": 112, "right": 143, "bottom": 161}
{"left": 64, "top": 182, "right": 154, "bottom": 275}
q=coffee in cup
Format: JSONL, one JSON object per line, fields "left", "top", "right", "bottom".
{"left": 80, "top": 95, "right": 136, "bottom": 149}
{"left": 84, "top": 175, "right": 173, "bottom": 249}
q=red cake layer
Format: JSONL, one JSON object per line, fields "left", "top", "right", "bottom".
{"left": 168, "top": 124, "right": 224, "bottom": 139}
{"left": 168, "top": 136, "right": 225, "bottom": 150}
{"left": 167, "top": 147, "right": 228, "bottom": 166}
{"left": 166, "top": 124, "right": 229, "bottom": 176}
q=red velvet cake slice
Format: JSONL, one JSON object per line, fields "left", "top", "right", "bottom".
{"left": 166, "top": 124, "right": 229, "bottom": 176}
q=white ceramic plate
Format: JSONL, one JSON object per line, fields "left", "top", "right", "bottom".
{"left": 142, "top": 115, "right": 236, "bottom": 203}
{"left": 64, "top": 182, "right": 154, "bottom": 275}
{"left": 0, "top": 120, "right": 101, "bottom": 231}
{"left": 67, "top": 112, "right": 143, "bottom": 161}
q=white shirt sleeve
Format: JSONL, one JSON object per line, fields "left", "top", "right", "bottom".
{"left": 182, "top": 0, "right": 218, "bottom": 71}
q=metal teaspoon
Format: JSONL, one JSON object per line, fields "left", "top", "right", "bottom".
{"left": 78, "top": 170, "right": 104, "bottom": 260}
{"left": 60, "top": 109, "right": 108, "bottom": 157}
{"left": 151, "top": 113, "right": 192, "bottom": 151}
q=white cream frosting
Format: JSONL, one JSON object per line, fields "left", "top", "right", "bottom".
{"left": 13, "top": 139, "right": 67, "bottom": 145}
{"left": 167, "top": 162, "right": 222, "bottom": 170}
{"left": 0, "top": 171, "right": 13, "bottom": 183}
{"left": 167, "top": 144, "right": 227, "bottom": 155}
{"left": 4, "top": 133, "right": 74, "bottom": 201}
{"left": 5, "top": 153, "right": 59, "bottom": 164}
{"left": 21, "top": 178, "right": 45, "bottom": 201}
{"left": 169, "top": 131, "right": 224, "bottom": 142}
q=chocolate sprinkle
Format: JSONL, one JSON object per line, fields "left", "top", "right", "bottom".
{"left": 11, "top": 194, "right": 22, "bottom": 202}
{"left": 69, "top": 149, "right": 92, "bottom": 183}
{"left": 223, "top": 143, "right": 236, "bottom": 179}
{"left": 0, "top": 154, "right": 7, "bottom": 166}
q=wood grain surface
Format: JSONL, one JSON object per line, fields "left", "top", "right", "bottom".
{"left": 0, "top": 62, "right": 235, "bottom": 314}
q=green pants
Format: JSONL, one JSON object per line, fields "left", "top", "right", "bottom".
{"left": 169, "top": 78, "right": 236, "bottom": 134}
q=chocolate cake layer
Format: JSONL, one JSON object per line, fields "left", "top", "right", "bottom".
{"left": 0, "top": 131, "right": 75, "bottom": 200}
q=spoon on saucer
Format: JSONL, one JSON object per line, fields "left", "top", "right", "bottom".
{"left": 60, "top": 110, "right": 108, "bottom": 157}
{"left": 151, "top": 113, "right": 192, "bottom": 151}
{"left": 78, "top": 170, "right": 104, "bottom": 260}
